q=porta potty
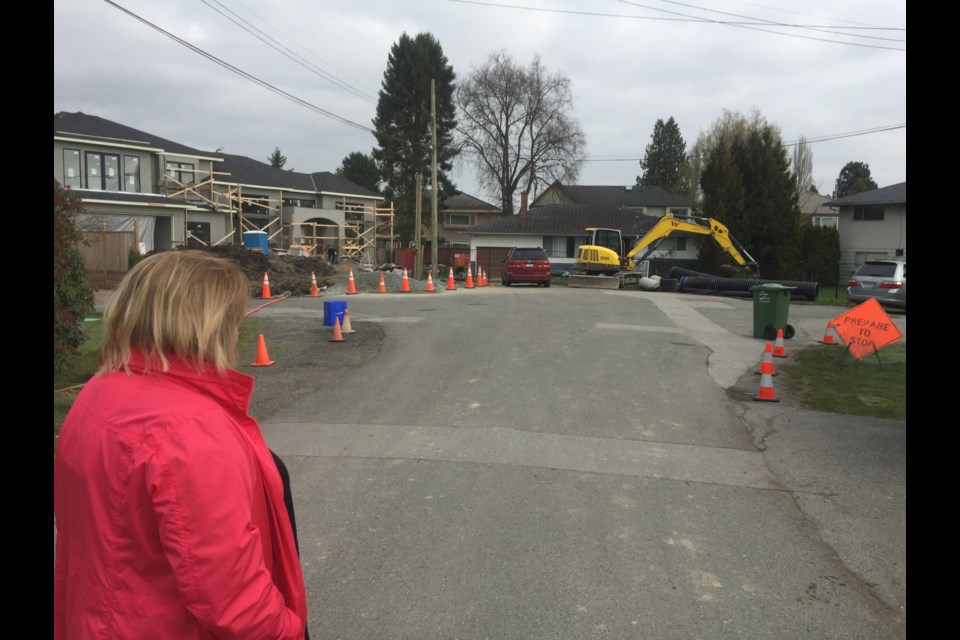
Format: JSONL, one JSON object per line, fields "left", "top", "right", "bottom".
{"left": 242, "top": 231, "right": 269, "bottom": 256}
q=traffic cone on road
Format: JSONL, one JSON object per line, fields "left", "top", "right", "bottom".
{"left": 447, "top": 267, "right": 457, "bottom": 291}
{"left": 401, "top": 268, "right": 411, "bottom": 292}
{"left": 465, "top": 266, "right": 475, "bottom": 289}
{"left": 753, "top": 359, "right": 778, "bottom": 402}
{"left": 377, "top": 272, "right": 387, "bottom": 293}
{"left": 310, "top": 272, "right": 319, "bottom": 297}
{"left": 260, "top": 272, "right": 272, "bottom": 299}
{"left": 772, "top": 328, "right": 787, "bottom": 358}
{"left": 426, "top": 272, "right": 436, "bottom": 292}
{"left": 347, "top": 269, "right": 358, "bottom": 295}
{"left": 330, "top": 316, "right": 345, "bottom": 342}
{"left": 482, "top": 268, "right": 489, "bottom": 286}
{"left": 819, "top": 321, "right": 839, "bottom": 345}
{"left": 478, "top": 267, "right": 485, "bottom": 287}
{"left": 755, "top": 341, "right": 777, "bottom": 376}
{"left": 250, "top": 334, "right": 275, "bottom": 366}
{"left": 341, "top": 309, "right": 356, "bottom": 333}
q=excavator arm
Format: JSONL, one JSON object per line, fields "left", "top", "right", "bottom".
{"left": 625, "top": 214, "right": 759, "bottom": 276}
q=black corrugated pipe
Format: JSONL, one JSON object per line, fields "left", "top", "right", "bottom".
{"left": 668, "top": 267, "right": 715, "bottom": 278}
{"left": 678, "top": 277, "right": 820, "bottom": 301}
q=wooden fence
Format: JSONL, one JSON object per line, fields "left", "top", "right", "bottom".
{"left": 79, "top": 231, "right": 136, "bottom": 289}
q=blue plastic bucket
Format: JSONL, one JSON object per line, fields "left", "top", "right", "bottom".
{"left": 323, "top": 300, "right": 348, "bottom": 327}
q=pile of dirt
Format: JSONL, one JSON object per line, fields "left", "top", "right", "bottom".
{"left": 201, "top": 245, "right": 339, "bottom": 297}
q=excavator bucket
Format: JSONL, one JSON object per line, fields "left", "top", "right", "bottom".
{"left": 567, "top": 274, "right": 621, "bottom": 290}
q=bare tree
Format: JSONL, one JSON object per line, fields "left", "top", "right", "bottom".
{"left": 456, "top": 51, "right": 586, "bottom": 215}
{"left": 791, "top": 135, "right": 814, "bottom": 194}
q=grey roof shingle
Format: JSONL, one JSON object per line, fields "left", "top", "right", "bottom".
{"left": 442, "top": 191, "right": 500, "bottom": 211}
{"left": 55, "top": 111, "right": 381, "bottom": 198}
{"left": 54, "top": 112, "right": 212, "bottom": 157}
{"left": 466, "top": 204, "right": 660, "bottom": 236}
{"left": 531, "top": 182, "right": 694, "bottom": 208}
{"left": 823, "top": 182, "right": 906, "bottom": 207}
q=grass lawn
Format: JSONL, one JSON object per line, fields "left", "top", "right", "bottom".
{"left": 778, "top": 343, "right": 906, "bottom": 420}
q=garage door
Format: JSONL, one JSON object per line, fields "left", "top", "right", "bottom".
{"left": 476, "top": 247, "right": 510, "bottom": 280}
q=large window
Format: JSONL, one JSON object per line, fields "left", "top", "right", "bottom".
{"left": 187, "top": 221, "right": 211, "bottom": 246}
{"left": 86, "top": 152, "right": 121, "bottom": 191}
{"left": 543, "top": 236, "right": 580, "bottom": 258}
{"left": 63, "top": 149, "right": 82, "bottom": 189}
{"left": 241, "top": 195, "right": 272, "bottom": 216}
{"left": 124, "top": 156, "right": 140, "bottom": 192}
{"left": 444, "top": 213, "right": 475, "bottom": 227}
{"left": 335, "top": 201, "right": 366, "bottom": 213}
{"left": 812, "top": 216, "right": 838, "bottom": 229}
{"left": 853, "top": 205, "right": 884, "bottom": 221}
{"left": 165, "top": 161, "right": 195, "bottom": 185}
{"left": 283, "top": 197, "right": 316, "bottom": 208}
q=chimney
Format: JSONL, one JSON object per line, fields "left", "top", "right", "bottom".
{"left": 519, "top": 191, "right": 528, "bottom": 216}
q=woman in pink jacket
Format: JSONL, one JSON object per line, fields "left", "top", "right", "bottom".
{"left": 54, "top": 250, "right": 309, "bottom": 639}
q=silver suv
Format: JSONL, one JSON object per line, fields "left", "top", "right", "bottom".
{"left": 847, "top": 259, "right": 906, "bottom": 308}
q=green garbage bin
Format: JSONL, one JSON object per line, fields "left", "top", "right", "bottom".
{"left": 750, "top": 283, "right": 796, "bottom": 340}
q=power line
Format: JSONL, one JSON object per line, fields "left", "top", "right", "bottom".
{"left": 199, "top": 0, "right": 378, "bottom": 103}
{"left": 643, "top": 0, "right": 905, "bottom": 43}
{"left": 102, "top": 0, "right": 375, "bottom": 134}
{"left": 585, "top": 123, "right": 906, "bottom": 161}
{"left": 444, "top": 0, "right": 905, "bottom": 50}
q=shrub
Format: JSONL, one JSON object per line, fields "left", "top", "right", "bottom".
{"left": 128, "top": 246, "right": 144, "bottom": 269}
{"left": 54, "top": 179, "right": 95, "bottom": 374}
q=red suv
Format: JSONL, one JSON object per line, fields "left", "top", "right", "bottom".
{"left": 501, "top": 247, "right": 551, "bottom": 287}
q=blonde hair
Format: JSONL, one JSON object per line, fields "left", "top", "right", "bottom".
{"left": 99, "top": 250, "right": 249, "bottom": 376}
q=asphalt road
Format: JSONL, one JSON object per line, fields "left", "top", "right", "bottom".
{"left": 240, "top": 286, "right": 906, "bottom": 640}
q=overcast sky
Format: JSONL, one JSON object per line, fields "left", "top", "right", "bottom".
{"left": 54, "top": 0, "right": 906, "bottom": 205}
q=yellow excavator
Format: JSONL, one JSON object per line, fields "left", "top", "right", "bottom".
{"left": 568, "top": 213, "right": 759, "bottom": 289}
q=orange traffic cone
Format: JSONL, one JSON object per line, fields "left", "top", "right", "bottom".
{"left": 377, "top": 272, "right": 387, "bottom": 293}
{"left": 341, "top": 309, "right": 356, "bottom": 333}
{"left": 753, "top": 359, "right": 778, "bottom": 402}
{"left": 330, "top": 316, "right": 345, "bottom": 342}
{"left": 261, "top": 272, "right": 272, "bottom": 299}
{"left": 480, "top": 267, "right": 487, "bottom": 287}
{"left": 447, "top": 267, "right": 457, "bottom": 291}
{"left": 819, "top": 321, "right": 839, "bottom": 345}
{"left": 401, "top": 268, "right": 411, "bottom": 292}
{"left": 425, "top": 272, "right": 436, "bottom": 292}
{"left": 465, "top": 266, "right": 475, "bottom": 289}
{"left": 310, "top": 272, "right": 319, "bottom": 297}
{"left": 755, "top": 341, "right": 777, "bottom": 376}
{"left": 250, "top": 333, "right": 275, "bottom": 366}
{"left": 347, "top": 269, "right": 358, "bottom": 295}
{"left": 477, "top": 267, "right": 484, "bottom": 287}
{"left": 772, "top": 328, "right": 787, "bottom": 358}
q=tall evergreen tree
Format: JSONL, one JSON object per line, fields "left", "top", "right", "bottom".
{"left": 834, "top": 161, "right": 878, "bottom": 198}
{"left": 697, "top": 110, "right": 802, "bottom": 279}
{"left": 637, "top": 117, "right": 687, "bottom": 196}
{"left": 336, "top": 152, "right": 381, "bottom": 193}
{"left": 372, "top": 32, "right": 458, "bottom": 242}
{"left": 267, "top": 147, "right": 287, "bottom": 169}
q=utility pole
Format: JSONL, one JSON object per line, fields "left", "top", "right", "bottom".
{"left": 431, "top": 79, "right": 439, "bottom": 281}
{"left": 415, "top": 173, "right": 423, "bottom": 277}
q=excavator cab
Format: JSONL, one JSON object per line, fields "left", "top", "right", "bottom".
{"left": 576, "top": 228, "right": 626, "bottom": 275}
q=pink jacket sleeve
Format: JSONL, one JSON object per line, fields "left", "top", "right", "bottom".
{"left": 147, "top": 408, "right": 305, "bottom": 640}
